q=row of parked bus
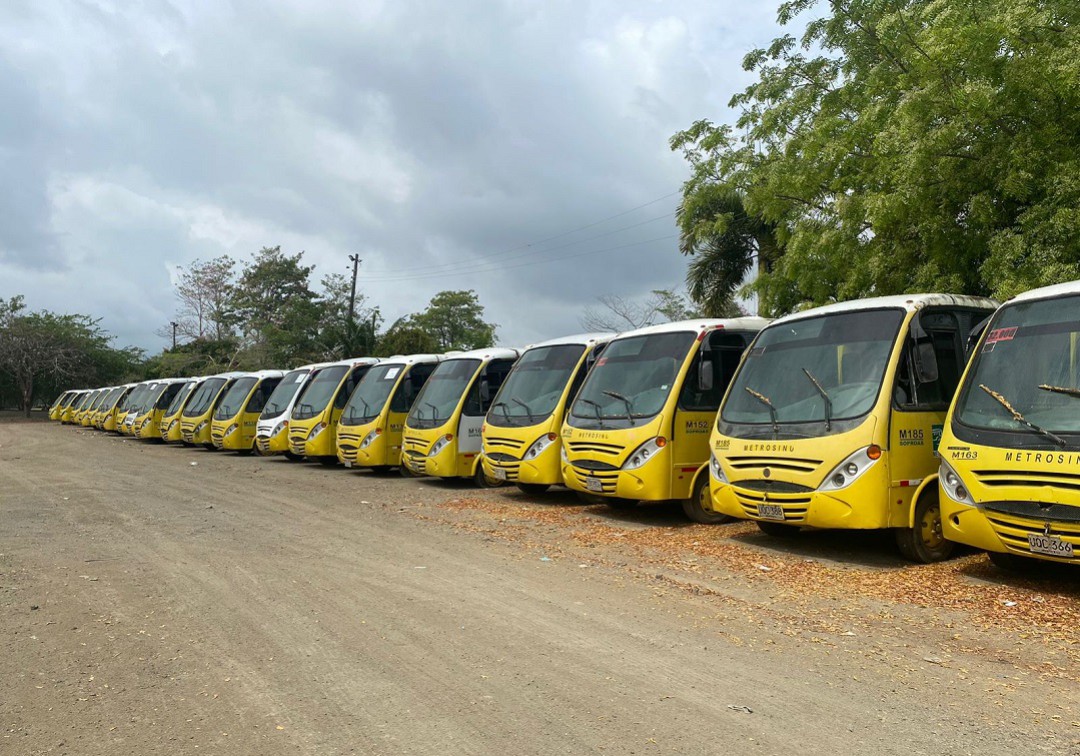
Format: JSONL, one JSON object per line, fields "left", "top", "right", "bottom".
{"left": 49, "top": 280, "right": 1080, "bottom": 572}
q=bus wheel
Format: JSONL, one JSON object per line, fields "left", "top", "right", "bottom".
{"left": 474, "top": 465, "right": 504, "bottom": 488}
{"left": 399, "top": 464, "right": 419, "bottom": 478}
{"left": 895, "top": 491, "right": 954, "bottom": 563}
{"left": 756, "top": 520, "right": 801, "bottom": 537}
{"left": 682, "top": 476, "right": 734, "bottom": 524}
{"left": 516, "top": 483, "right": 550, "bottom": 495}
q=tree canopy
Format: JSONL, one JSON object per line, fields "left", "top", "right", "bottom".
{"left": 672, "top": 0, "right": 1080, "bottom": 315}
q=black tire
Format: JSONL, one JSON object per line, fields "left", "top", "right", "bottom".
{"left": 318, "top": 456, "right": 339, "bottom": 467}
{"left": 285, "top": 451, "right": 304, "bottom": 462}
{"left": 399, "top": 463, "right": 419, "bottom": 478}
{"left": 203, "top": 443, "right": 217, "bottom": 451}
{"left": 474, "top": 464, "right": 504, "bottom": 488}
{"left": 756, "top": 520, "right": 801, "bottom": 537}
{"left": 681, "top": 475, "right": 734, "bottom": 524}
{"left": 895, "top": 490, "right": 955, "bottom": 563}
{"left": 516, "top": 483, "right": 550, "bottom": 495}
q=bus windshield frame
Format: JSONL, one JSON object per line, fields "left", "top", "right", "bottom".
{"left": 292, "top": 366, "right": 348, "bottom": 420}
{"left": 183, "top": 378, "right": 227, "bottom": 418}
{"left": 260, "top": 369, "right": 308, "bottom": 420}
{"left": 487, "top": 344, "right": 586, "bottom": 428}
{"left": 407, "top": 359, "right": 481, "bottom": 429}
{"left": 214, "top": 377, "right": 257, "bottom": 420}
{"left": 342, "top": 364, "right": 404, "bottom": 426}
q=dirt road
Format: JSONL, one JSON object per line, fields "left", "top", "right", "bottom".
{"left": 2, "top": 422, "right": 1078, "bottom": 754}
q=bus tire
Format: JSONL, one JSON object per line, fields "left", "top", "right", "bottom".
{"left": 682, "top": 475, "right": 734, "bottom": 524}
{"left": 756, "top": 520, "right": 801, "bottom": 537}
{"left": 203, "top": 443, "right": 217, "bottom": 451}
{"left": 474, "top": 464, "right": 504, "bottom": 488}
{"left": 318, "top": 456, "right": 339, "bottom": 467}
{"left": 895, "top": 490, "right": 954, "bottom": 563}
{"left": 516, "top": 483, "right": 550, "bottom": 495}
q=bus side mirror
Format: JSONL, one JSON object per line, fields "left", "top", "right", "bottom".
{"left": 698, "top": 361, "right": 714, "bottom": 392}
{"left": 479, "top": 379, "right": 491, "bottom": 403}
{"left": 913, "top": 343, "right": 939, "bottom": 384}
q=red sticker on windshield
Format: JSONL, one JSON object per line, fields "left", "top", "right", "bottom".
{"left": 985, "top": 327, "right": 1018, "bottom": 344}
{"left": 596, "top": 357, "right": 608, "bottom": 366}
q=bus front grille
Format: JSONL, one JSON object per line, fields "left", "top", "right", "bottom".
{"left": 567, "top": 441, "right": 623, "bottom": 457}
{"left": 731, "top": 486, "right": 812, "bottom": 522}
{"left": 726, "top": 455, "right": 822, "bottom": 475}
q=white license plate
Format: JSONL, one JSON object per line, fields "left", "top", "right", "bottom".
{"left": 1027, "top": 534, "right": 1074, "bottom": 558}
{"left": 343, "top": 460, "right": 353, "bottom": 469}
{"left": 492, "top": 467, "right": 507, "bottom": 481}
{"left": 586, "top": 477, "right": 603, "bottom": 493}
{"left": 758, "top": 504, "right": 785, "bottom": 521}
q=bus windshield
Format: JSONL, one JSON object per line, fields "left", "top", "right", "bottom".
{"left": 408, "top": 359, "right": 480, "bottom": 429}
{"left": 165, "top": 382, "right": 195, "bottom": 416}
{"left": 570, "top": 332, "right": 694, "bottom": 429}
{"left": 261, "top": 369, "right": 308, "bottom": 420}
{"left": 342, "top": 364, "right": 403, "bottom": 425}
{"left": 488, "top": 344, "right": 585, "bottom": 428}
{"left": 954, "top": 294, "right": 1080, "bottom": 439}
{"left": 292, "top": 366, "right": 348, "bottom": 420}
{"left": 214, "top": 377, "right": 256, "bottom": 420}
{"left": 721, "top": 309, "right": 903, "bottom": 436}
{"left": 121, "top": 386, "right": 149, "bottom": 413}
{"left": 183, "top": 378, "right": 227, "bottom": 418}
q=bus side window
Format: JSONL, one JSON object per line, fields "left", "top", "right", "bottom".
{"left": 464, "top": 359, "right": 515, "bottom": 416}
{"left": 678, "top": 332, "right": 749, "bottom": 411}
{"left": 335, "top": 368, "right": 365, "bottom": 410}
{"left": 566, "top": 343, "right": 609, "bottom": 415}
{"left": 900, "top": 311, "right": 964, "bottom": 410}
{"left": 247, "top": 379, "right": 279, "bottom": 414}
{"left": 390, "top": 364, "right": 436, "bottom": 413}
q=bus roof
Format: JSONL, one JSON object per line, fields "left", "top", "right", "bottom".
{"left": 442, "top": 347, "right": 520, "bottom": 362}
{"left": 612, "top": 318, "right": 770, "bottom": 340}
{"left": 317, "top": 357, "right": 380, "bottom": 370}
{"left": 521, "top": 332, "right": 616, "bottom": 351}
{"left": 770, "top": 294, "right": 999, "bottom": 327}
{"left": 1006, "top": 280, "right": 1080, "bottom": 306}
{"left": 377, "top": 353, "right": 445, "bottom": 366}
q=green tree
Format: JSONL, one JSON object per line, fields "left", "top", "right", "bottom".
{"left": 672, "top": 0, "right": 1080, "bottom": 313}
{"left": 230, "top": 246, "right": 321, "bottom": 366}
{"left": 315, "top": 273, "right": 382, "bottom": 359}
{"left": 411, "top": 290, "right": 497, "bottom": 351}
{"left": 374, "top": 318, "right": 441, "bottom": 357}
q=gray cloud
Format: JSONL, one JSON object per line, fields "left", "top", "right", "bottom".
{"left": 0, "top": 0, "right": 780, "bottom": 352}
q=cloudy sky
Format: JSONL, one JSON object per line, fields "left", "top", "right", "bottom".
{"left": 0, "top": 0, "right": 782, "bottom": 353}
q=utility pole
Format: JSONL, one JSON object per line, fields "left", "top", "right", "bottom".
{"left": 170, "top": 321, "right": 178, "bottom": 350}
{"left": 348, "top": 254, "right": 362, "bottom": 328}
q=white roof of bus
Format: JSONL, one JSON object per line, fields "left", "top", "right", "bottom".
{"left": 522, "top": 332, "right": 616, "bottom": 351}
{"left": 441, "top": 347, "right": 520, "bottom": 361}
{"left": 242, "top": 369, "right": 285, "bottom": 380}
{"left": 770, "top": 294, "right": 999, "bottom": 327}
{"left": 377, "top": 353, "right": 444, "bottom": 366}
{"left": 316, "top": 357, "right": 380, "bottom": 370}
{"left": 613, "top": 317, "right": 770, "bottom": 339}
{"left": 1007, "top": 280, "right": 1080, "bottom": 305}
{"left": 286, "top": 361, "right": 335, "bottom": 373}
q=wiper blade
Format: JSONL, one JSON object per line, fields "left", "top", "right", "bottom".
{"left": 801, "top": 367, "right": 832, "bottom": 431}
{"left": 578, "top": 398, "right": 605, "bottom": 427}
{"left": 602, "top": 390, "right": 635, "bottom": 426}
{"left": 744, "top": 386, "right": 780, "bottom": 437}
{"left": 980, "top": 384, "right": 1067, "bottom": 447}
{"left": 493, "top": 400, "right": 512, "bottom": 422}
{"left": 425, "top": 402, "right": 439, "bottom": 425}
{"left": 1038, "top": 384, "right": 1080, "bottom": 399}
{"left": 511, "top": 397, "right": 535, "bottom": 423}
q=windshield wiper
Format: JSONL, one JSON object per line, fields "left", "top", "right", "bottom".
{"left": 800, "top": 368, "right": 832, "bottom": 431}
{"left": 980, "top": 384, "right": 1067, "bottom": 447}
{"left": 511, "top": 397, "right": 535, "bottom": 424}
{"left": 602, "top": 390, "right": 635, "bottom": 425}
{"left": 493, "top": 400, "right": 512, "bottom": 422}
{"left": 744, "top": 386, "right": 780, "bottom": 437}
{"left": 425, "top": 402, "right": 440, "bottom": 425}
{"left": 578, "top": 398, "right": 605, "bottom": 427}
{"left": 1038, "top": 384, "right": 1080, "bottom": 400}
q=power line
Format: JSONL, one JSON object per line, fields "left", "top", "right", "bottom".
{"left": 365, "top": 189, "right": 682, "bottom": 277}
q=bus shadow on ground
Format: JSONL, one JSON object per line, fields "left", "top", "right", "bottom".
{"left": 954, "top": 557, "right": 1080, "bottom": 593}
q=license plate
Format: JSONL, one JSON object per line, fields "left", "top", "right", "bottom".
{"left": 758, "top": 504, "right": 785, "bottom": 521}
{"left": 343, "top": 460, "right": 353, "bottom": 468}
{"left": 1027, "top": 533, "right": 1074, "bottom": 558}
{"left": 586, "top": 477, "right": 603, "bottom": 493}
{"left": 492, "top": 467, "right": 507, "bottom": 481}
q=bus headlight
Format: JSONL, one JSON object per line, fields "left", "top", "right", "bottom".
{"left": 524, "top": 433, "right": 558, "bottom": 460}
{"left": 225, "top": 423, "right": 238, "bottom": 437}
{"left": 271, "top": 421, "right": 287, "bottom": 437}
{"left": 360, "top": 428, "right": 382, "bottom": 449}
{"left": 169, "top": 420, "right": 179, "bottom": 432}
{"left": 195, "top": 420, "right": 209, "bottom": 434}
{"left": 709, "top": 452, "right": 728, "bottom": 483}
{"left": 429, "top": 434, "right": 453, "bottom": 457}
{"left": 818, "top": 445, "right": 881, "bottom": 492}
{"left": 561, "top": 444, "right": 569, "bottom": 463}
{"left": 307, "top": 422, "right": 327, "bottom": 440}
{"left": 939, "top": 459, "right": 972, "bottom": 505}
{"left": 622, "top": 437, "right": 667, "bottom": 470}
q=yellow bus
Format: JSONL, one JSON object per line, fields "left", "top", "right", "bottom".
{"left": 482, "top": 334, "right": 613, "bottom": 493}
{"left": 78, "top": 388, "right": 108, "bottom": 427}
{"left": 255, "top": 362, "right": 331, "bottom": 459}
{"left": 401, "top": 348, "right": 520, "bottom": 484}
{"left": 211, "top": 370, "right": 284, "bottom": 453}
{"left": 939, "top": 281, "right": 1080, "bottom": 569}
{"left": 131, "top": 378, "right": 191, "bottom": 440}
{"left": 287, "top": 358, "right": 379, "bottom": 465}
{"left": 49, "top": 392, "right": 74, "bottom": 421}
{"left": 180, "top": 372, "right": 246, "bottom": 448}
{"left": 159, "top": 378, "right": 200, "bottom": 443}
{"left": 97, "top": 384, "right": 136, "bottom": 431}
{"left": 60, "top": 391, "right": 88, "bottom": 424}
{"left": 336, "top": 354, "right": 443, "bottom": 472}
{"left": 709, "top": 294, "right": 996, "bottom": 561}
{"left": 562, "top": 319, "right": 767, "bottom": 521}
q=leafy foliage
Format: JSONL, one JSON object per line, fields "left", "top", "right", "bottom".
{"left": 408, "top": 290, "right": 497, "bottom": 352}
{"left": 673, "top": 0, "right": 1080, "bottom": 314}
